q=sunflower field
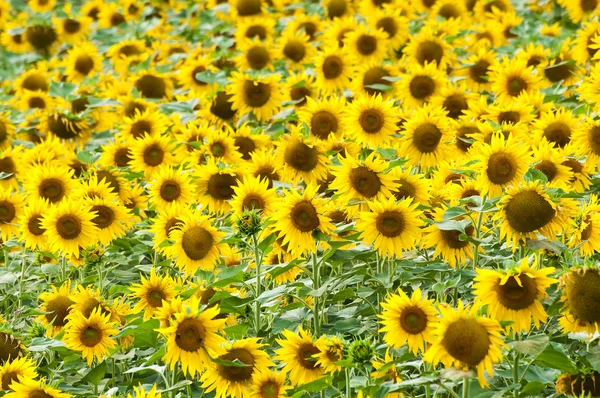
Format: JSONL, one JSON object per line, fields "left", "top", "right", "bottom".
{"left": 3, "top": 0, "right": 600, "bottom": 397}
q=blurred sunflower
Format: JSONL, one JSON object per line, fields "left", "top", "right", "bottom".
{"left": 0, "top": 357, "right": 38, "bottom": 391}
{"left": 558, "top": 267, "right": 600, "bottom": 334}
{"left": 314, "top": 335, "right": 345, "bottom": 374}
{"left": 314, "top": 49, "right": 353, "bottom": 94}
{"left": 343, "top": 25, "right": 389, "bottom": 64}
{"left": 4, "top": 378, "right": 71, "bottom": 398}
{"left": 405, "top": 28, "right": 455, "bottom": 69}
{"left": 489, "top": 57, "right": 541, "bottom": 104}
{"left": 398, "top": 63, "right": 447, "bottom": 108}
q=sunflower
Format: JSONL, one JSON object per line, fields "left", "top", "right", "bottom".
{"left": 369, "top": 7, "right": 408, "bottom": 50}
{"left": 40, "top": 199, "right": 98, "bottom": 257}
{"left": 345, "top": 93, "right": 398, "bottom": 148}
{"left": 17, "top": 90, "right": 54, "bottom": 111}
{"left": 227, "top": 72, "right": 283, "bottom": 122}
{"left": 474, "top": 257, "right": 557, "bottom": 333}
{"left": 235, "top": 16, "right": 275, "bottom": 43}
{"left": 274, "top": 129, "right": 330, "bottom": 185}
{"left": 431, "top": 83, "right": 478, "bottom": 120}
{"left": 556, "top": 372, "right": 600, "bottom": 398}
{"left": 36, "top": 281, "right": 74, "bottom": 337}
{"left": 130, "top": 268, "right": 176, "bottom": 321}
{"left": 314, "top": 336, "right": 345, "bottom": 374}
{"left": 569, "top": 194, "right": 600, "bottom": 257}
{"left": 379, "top": 288, "right": 438, "bottom": 354}
{"left": 398, "top": 63, "right": 448, "bottom": 109}
{"left": 572, "top": 117, "right": 600, "bottom": 163}
{"left": 149, "top": 203, "right": 190, "bottom": 252}
{"left": 472, "top": 133, "right": 530, "bottom": 198}
{"left": 107, "top": 39, "right": 148, "bottom": 74}
{"left": 29, "top": 0, "right": 56, "bottom": 12}
{"left": 54, "top": 14, "right": 92, "bottom": 44}
{"left": 4, "top": 378, "right": 71, "bottom": 398}
{"left": 530, "top": 140, "right": 573, "bottom": 189}
{"left": 532, "top": 108, "right": 578, "bottom": 149}
{"left": 275, "top": 328, "right": 325, "bottom": 386}
{"left": 388, "top": 168, "right": 431, "bottom": 205}
{"left": 0, "top": 148, "right": 20, "bottom": 190}
{"left": 356, "top": 196, "right": 424, "bottom": 258}
{"left": 204, "top": 129, "right": 244, "bottom": 164}
{"left": 1, "top": 24, "right": 33, "bottom": 54}
{"left": 201, "top": 338, "right": 274, "bottom": 398}
{"left": 230, "top": 175, "right": 277, "bottom": 219}
{"left": 0, "top": 189, "right": 23, "bottom": 242}
{"left": 314, "top": 48, "right": 353, "bottom": 94}
{"left": 400, "top": 104, "right": 452, "bottom": 170}
{"left": 323, "top": 16, "right": 359, "bottom": 49}
{"left": 558, "top": 0, "right": 600, "bottom": 22}
{"left": 205, "top": 91, "right": 238, "bottom": 126}
{"left": 494, "top": 181, "right": 576, "bottom": 250}
{"left": 489, "top": 57, "right": 541, "bottom": 104}
{"left": 351, "top": 62, "right": 398, "bottom": 98}
{"left": 98, "top": 3, "right": 127, "bottom": 28}
{"left": 343, "top": 25, "right": 388, "bottom": 64}
{"left": 330, "top": 153, "right": 397, "bottom": 206}
{"left": 83, "top": 196, "right": 132, "bottom": 245}
{"left": 130, "top": 134, "right": 178, "bottom": 177}
{"left": 127, "top": 384, "right": 162, "bottom": 398}
{"left": 235, "top": 38, "right": 275, "bottom": 71}
{"left": 178, "top": 56, "right": 216, "bottom": 95}
{"left": 560, "top": 152, "right": 592, "bottom": 193}
{"left": 277, "top": 30, "right": 315, "bottom": 70}
{"left": 148, "top": 166, "right": 195, "bottom": 209}
{"left": 195, "top": 161, "right": 241, "bottom": 214}
{"left": 424, "top": 302, "right": 504, "bottom": 387}
{"left": 247, "top": 150, "right": 282, "bottom": 189}
{"left": 0, "top": 357, "right": 38, "bottom": 391}
{"left": 121, "top": 109, "right": 168, "bottom": 141}
{"left": 249, "top": 369, "right": 290, "bottom": 398}
{"left": 230, "top": 125, "right": 271, "bottom": 161}
{"left": 405, "top": 28, "right": 455, "bottom": 69}
{"left": 132, "top": 70, "right": 173, "bottom": 100}
{"left": 15, "top": 67, "right": 50, "bottom": 94}
{"left": 272, "top": 184, "right": 334, "bottom": 255}
{"left": 166, "top": 210, "right": 225, "bottom": 274}
{"left": 298, "top": 96, "right": 346, "bottom": 141}
{"left": 285, "top": 72, "right": 316, "bottom": 107}
{"left": 63, "top": 307, "right": 118, "bottom": 365}
{"left": 558, "top": 267, "right": 600, "bottom": 334}
{"left": 158, "top": 297, "right": 226, "bottom": 377}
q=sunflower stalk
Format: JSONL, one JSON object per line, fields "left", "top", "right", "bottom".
{"left": 472, "top": 195, "right": 486, "bottom": 269}
{"left": 312, "top": 251, "right": 321, "bottom": 336}
{"left": 462, "top": 377, "right": 469, "bottom": 398}
{"left": 513, "top": 333, "right": 520, "bottom": 398}
{"left": 252, "top": 233, "right": 262, "bottom": 334}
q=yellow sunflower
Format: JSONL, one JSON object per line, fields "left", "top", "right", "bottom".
{"left": 298, "top": 96, "right": 346, "bottom": 141}
{"left": 200, "top": 338, "right": 274, "bottom": 398}
{"left": 40, "top": 200, "right": 99, "bottom": 257}
{"left": 379, "top": 288, "right": 438, "bottom": 354}
{"left": 388, "top": 168, "right": 431, "bottom": 205}
{"left": 235, "top": 38, "right": 275, "bottom": 71}
{"left": 84, "top": 196, "right": 133, "bottom": 245}
{"left": 274, "top": 129, "right": 330, "bottom": 185}
{"left": 314, "top": 48, "right": 353, "bottom": 94}
{"left": 274, "top": 327, "right": 325, "bottom": 386}
{"left": 149, "top": 202, "right": 190, "bottom": 253}
{"left": 194, "top": 161, "right": 241, "bottom": 214}
{"left": 249, "top": 369, "right": 290, "bottom": 398}
{"left": 530, "top": 140, "right": 573, "bottom": 189}
{"left": 343, "top": 25, "right": 389, "bottom": 64}
{"left": 4, "top": 378, "right": 71, "bottom": 398}
{"left": 127, "top": 384, "right": 162, "bottom": 398}
{"left": 277, "top": 30, "right": 315, "bottom": 69}
{"left": 423, "top": 302, "right": 505, "bottom": 387}
{"left": 398, "top": 62, "right": 448, "bottom": 109}
{"left": 166, "top": 210, "right": 225, "bottom": 275}
{"left": 227, "top": 72, "right": 283, "bottom": 122}
{"left": 130, "top": 268, "right": 176, "bottom": 321}
{"left": 569, "top": 194, "right": 600, "bottom": 257}
{"left": 37, "top": 281, "right": 74, "bottom": 337}
{"left": 314, "top": 335, "right": 345, "bottom": 374}
{"left": 531, "top": 108, "right": 578, "bottom": 149}
{"left": 178, "top": 55, "right": 216, "bottom": 95}
{"left": 271, "top": 184, "right": 334, "bottom": 255}
{"left": 404, "top": 28, "right": 455, "bottom": 69}
{"left": 157, "top": 297, "right": 226, "bottom": 377}
{"left": 345, "top": 93, "right": 398, "bottom": 148}
{"left": 558, "top": 267, "right": 600, "bottom": 335}
{"left": 489, "top": 57, "right": 541, "bottom": 104}
{"left": 130, "top": 134, "right": 178, "bottom": 177}
{"left": 120, "top": 108, "right": 168, "bottom": 140}
{"left": 0, "top": 357, "right": 38, "bottom": 391}
{"left": 63, "top": 307, "right": 118, "bottom": 366}
{"left": 356, "top": 196, "right": 424, "bottom": 259}
{"left": 148, "top": 165, "right": 195, "bottom": 209}
{"left": 0, "top": 189, "right": 23, "bottom": 242}
{"left": 230, "top": 175, "right": 277, "bottom": 219}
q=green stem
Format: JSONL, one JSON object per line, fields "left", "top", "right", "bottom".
{"left": 345, "top": 368, "right": 351, "bottom": 398}
{"left": 312, "top": 251, "right": 321, "bottom": 336}
{"left": 472, "top": 195, "right": 486, "bottom": 269}
{"left": 462, "top": 377, "right": 469, "bottom": 398}
{"left": 19, "top": 253, "right": 27, "bottom": 310}
{"left": 513, "top": 333, "right": 520, "bottom": 397}
{"left": 252, "top": 233, "right": 262, "bottom": 334}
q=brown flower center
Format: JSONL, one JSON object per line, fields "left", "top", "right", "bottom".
{"left": 175, "top": 318, "right": 206, "bottom": 352}
{"left": 356, "top": 34, "right": 377, "bottom": 56}
{"left": 246, "top": 46, "right": 270, "bottom": 70}
{"left": 416, "top": 40, "right": 443, "bottom": 66}
{"left": 441, "top": 319, "right": 490, "bottom": 367}
{"left": 39, "top": 178, "right": 65, "bottom": 203}
{"left": 147, "top": 289, "right": 165, "bottom": 308}
{"left": 143, "top": 144, "right": 165, "bottom": 167}
{"left": 237, "top": 0, "right": 262, "bottom": 16}
{"left": 349, "top": 166, "right": 381, "bottom": 198}
{"left": 565, "top": 269, "right": 600, "bottom": 324}
{"left": 497, "top": 275, "right": 538, "bottom": 310}
{"left": 443, "top": 94, "right": 468, "bottom": 119}
{"left": 45, "top": 295, "right": 74, "bottom": 327}
{"left": 297, "top": 343, "right": 320, "bottom": 369}
{"left": 409, "top": 75, "right": 435, "bottom": 100}
{"left": 291, "top": 200, "right": 320, "bottom": 232}
{"left": 28, "top": 215, "right": 45, "bottom": 236}
{"left": 359, "top": 109, "right": 384, "bottom": 133}
{"left": 243, "top": 80, "right": 271, "bottom": 108}
{"left": 311, "top": 111, "right": 338, "bottom": 139}
{"left": 74, "top": 55, "right": 94, "bottom": 76}
{"left": 211, "top": 92, "right": 236, "bottom": 121}
{"left": 376, "top": 17, "right": 397, "bottom": 38}
{"left": 207, "top": 173, "right": 237, "bottom": 201}
{"left": 400, "top": 306, "right": 428, "bottom": 334}
{"left": 217, "top": 348, "right": 256, "bottom": 382}
{"left": 135, "top": 75, "right": 167, "bottom": 99}
{"left": 0, "top": 201, "right": 15, "bottom": 224}
{"left": 487, "top": 152, "right": 517, "bottom": 185}
{"left": 376, "top": 211, "right": 405, "bottom": 238}
{"left": 322, "top": 55, "right": 343, "bottom": 79}
{"left": 56, "top": 215, "right": 82, "bottom": 239}
{"left": 283, "top": 41, "right": 306, "bottom": 63}
{"left": 505, "top": 190, "right": 555, "bottom": 233}
{"left": 440, "top": 224, "right": 474, "bottom": 249}
{"left": 543, "top": 122, "right": 571, "bottom": 148}
{"left": 81, "top": 326, "right": 103, "bottom": 347}
{"left": 412, "top": 123, "right": 442, "bottom": 153}
{"left": 181, "top": 226, "right": 214, "bottom": 261}
{"left": 284, "top": 141, "right": 318, "bottom": 172}
{"left": 91, "top": 205, "right": 115, "bottom": 229}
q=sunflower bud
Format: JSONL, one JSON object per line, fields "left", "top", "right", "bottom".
{"left": 83, "top": 246, "right": 104, "bottom": 266}
{"left": 236, "top": 209, "right": 263, "bottom": 237}
{"left": 348, "top": 339, "right": 375, "bottom": 367}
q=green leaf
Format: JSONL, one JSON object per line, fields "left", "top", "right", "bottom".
{"left": 211, "top": 357, "right": 251, "bottom": 367}
{"left": 49, "top": 81, "right": 77, "bottom": 97}
{"left": 211, "top": 263, "right": 246, "bottom": 288}
{"left": 519, "top": 381, "right": 545, "bottom": 397}
{"left": 224, "top": 323, "right": 249, "bottom": 339}
{"left": 434, "top": 218, "right": 472, "bottom": 232}
{"left": 509, "top": 334, "right": 549, "bottom": 357}
{"left": 534, "top": 346, "right": 578, "bottom": 374}
{"left": 84, "top": 361, "right": 107, "bottom": 386}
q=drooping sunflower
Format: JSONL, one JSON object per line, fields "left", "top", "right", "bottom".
{"left": 356, "top": 196, "right": 424, "bottom": 259}
{"left": 40, "top": 200, "right": 98, "bottom": 257}
{"left": 398, "top": 63, "right": 448, "bottom": 109}
{"left": 558, "top": 267, "right": 600, "bottom": 334}
{"left": 37, "top": 281, "right": 74, "bottom": 337}
{"left": 63, "top": 307, "right": 118, "bottom": 366}
{"left": 472, "top": 133, "right": 530, "bottom": 198}
{"left": 314, "top": 335, "right": 345, "bottom": 374}
{"left": 345, "top": 93, "right": 398, "bottom": 148}
{"left": 271, "top": 184, "right": 334, "bottom": 255}
{"left": 421, "top": 206, "right": 478, "bottom": 268}
{"left": 274, "top": 129, "right": 330, "bottom": 185}
{"left": 0, "top": 357, "right": 38, "bottom": 391}
{"left": 330, "top": 153, "right": 398, "bottom": 205}
{"left": 249, "top": 369, "right": 290, "bottom": 398}
{"left": 298, "top": 96, "right": 346, "bottom": 141}
{"left": 200, "top": 338, "right": 274, "bottom": 398}
{"left": 379, "top": 288, "right": 438, "bottom": 354}
{"left": 158, "top": 297, "right": 226, "bottom": 377}
{"left": 274, "top": 328, "right": 325, "bottom": 386}
{"left": 166, "top": 210, "right": 225, "bottom": 275}
{"left": 230, "top": 175, "right": 277, "bottom": 219}
{"left": 314, "top": 48, "right": 353, "bottom": 94}
{"left": 130, "top": 268, "right": 176, "bottom": 321}
{"left": 489, "top": 57, "right": 541, "bottom": 104}
{"left": 83, "top": 196, "right": 132, "bottom": 245}
{"left": 194, "top": 161, "right": 241, "bottom": 214}
{"left": 556, "top": 372, "right": 600, "bottom": 398}
{"left": 399, "top": 104, "right": 452, "bottom": 170}
{"left": 423, "top": 302, "right": 505, "bottom": 388}
{"left": 148, "top": 165, "right": 195, "bottom": 209}
{"left": 494, "top": 181, "right": 577, "bottom": 250}
{"left": 4, "top": 378, "right": 71, "bottom": 398}
{"left": 474, "top": 257, "right": 557, "bottom": 333}
{"left": 227, "top": 72, "right": 283, "bottom": 122}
